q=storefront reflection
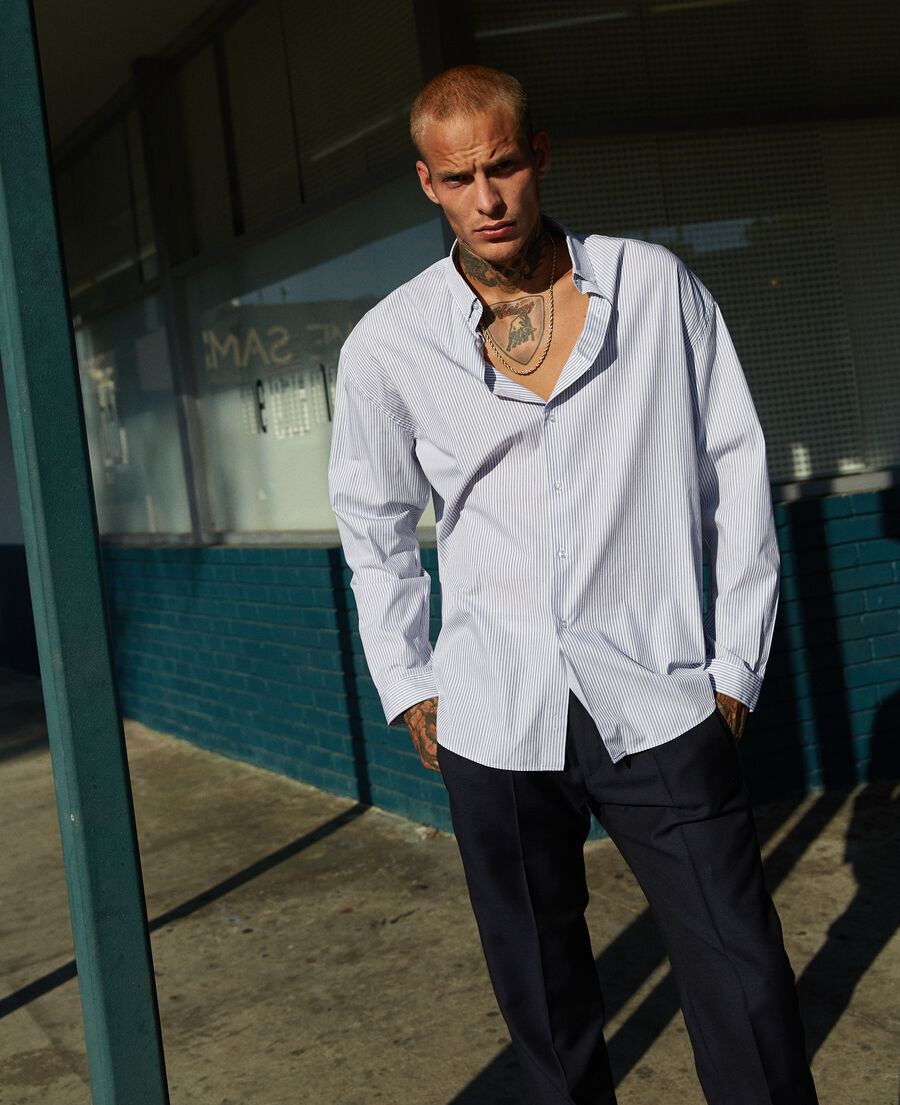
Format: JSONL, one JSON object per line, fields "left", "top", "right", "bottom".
{"left": 185, "top": 185, "right": 444, "bottom": 534}
{"left": 75, "top": 295, "right": 192, "bottom": 535}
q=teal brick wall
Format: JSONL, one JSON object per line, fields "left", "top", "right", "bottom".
{"left": 745, "top": 487, "right": 900, "bottom": 797}
{"left": 101, "top": 488, "right": 899, "bottom": 830}
{"left": 102, "top": 544, "right": 452, "bottom": 829}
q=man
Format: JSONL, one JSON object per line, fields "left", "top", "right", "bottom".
{"left": 328, "top": 65, "right": 817, "bottom": 1105}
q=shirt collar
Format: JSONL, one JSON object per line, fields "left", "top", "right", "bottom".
{"left": 442, "top": 246, "right": 484, "bottom": 333}
{"left": 440, "top": 216, "right": 613, "bottom": 330}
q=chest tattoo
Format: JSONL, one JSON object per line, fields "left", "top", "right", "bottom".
{"left": 485, "top": 295, "right": 546, "bottom": 365}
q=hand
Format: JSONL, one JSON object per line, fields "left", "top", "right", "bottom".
{"left": 715, "top": 692, "right": 749, "bottom": 744}
{"left": 403, "top": 697, "right": 440, "bottom": 772}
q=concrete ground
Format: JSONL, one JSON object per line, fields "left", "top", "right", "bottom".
{"left": 0, "top": 668, "right": 898, "bottom": 1105}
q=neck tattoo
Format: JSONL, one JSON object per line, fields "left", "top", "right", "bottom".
{"left": 458, "top": 222, "right": 545, "bottom": 291}
{"left": 481, "top": 236, "right": 557, "bottom": 377}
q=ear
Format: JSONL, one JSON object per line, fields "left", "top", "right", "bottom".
{"left": 416, "top": 160, "right": 441, "bottom": 205}
{"left": 532, "top": 130, "right": 551, "bottom": 180}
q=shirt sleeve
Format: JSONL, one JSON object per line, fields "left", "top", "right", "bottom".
{"left": 690, "top": 292, "right": 780, "bottom": 710}
{"left": 327, "top": 357, "right": 438, "bottom": 727}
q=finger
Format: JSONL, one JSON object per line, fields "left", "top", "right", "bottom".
{"left": 423, "top": 741, "right": 440, "bottom": 772}
{"left": 411, "top": 732, "right": 440, "bottom": 772}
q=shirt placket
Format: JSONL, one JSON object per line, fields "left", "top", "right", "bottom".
{"left": 543, "top": 401, "right": 571, "bottom": 634}
{"left": 541, "top": 398, "right": 574, "bottom": 752}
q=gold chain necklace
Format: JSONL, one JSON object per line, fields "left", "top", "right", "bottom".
{"left": 481, "top": 236, "right": 557, "bottom": 377}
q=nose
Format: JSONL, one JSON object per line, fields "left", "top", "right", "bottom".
{"left": 474, "top": 172, "right": 503, "bottom": 216}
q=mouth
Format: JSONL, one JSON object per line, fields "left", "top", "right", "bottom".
{"left": 475, "top": 221, "right": 515, "bottom": 240}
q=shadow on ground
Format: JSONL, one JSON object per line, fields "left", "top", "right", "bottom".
{"left": 449, "top": 777, "right": 900, "bottom": 1103}
{"left": 0, "top": 797, "right": 368, "bottom": 1020}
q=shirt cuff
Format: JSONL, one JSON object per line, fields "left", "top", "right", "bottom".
{"left": 705, "top": 657, "right": 764, "bottom": 711}
{"left": 381, "top": 671, "right": 440, "bottom": 728}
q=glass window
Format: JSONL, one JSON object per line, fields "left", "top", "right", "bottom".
{"left": 56, "top": 114, "right": 152, "bottom": 315}
{"left": 474, "top": 0, "right": 900, "bottom": 482}
{"left": 57, "top": 157, "right": 92, "bottom": 293}
{"left": 652, "top": 125, "right": 864, "bottom": 483}
{"left": 125, "top": 107, "right": 158, "bottom": 283}
{"left": 806, "top": 0, "right": 900, "bottom": 114}
{"left": 224, "top": 0, "right": 302, "bottom": 231}
{"left": 640, "top": 0, "right": 811, "bottom": 124}
{"left": 822, "top": 119, "right": 900, "bottom": 475}
{"left": 473, "top": 2, "right": 650, "bottom": 138}
{"left": 172, "top": 0, "right": 421, "bottom": 253}
{"left": 176, "top": 45, "right": 234, "bottom": 255}
{"left": 281, "top": 0, "right": 422, "bottom": 201}
{"left": 181, "top": 173, "right": 443, "bottom": 533}
{"left": 75, "top": 296, "right": 192, "bottom": 535}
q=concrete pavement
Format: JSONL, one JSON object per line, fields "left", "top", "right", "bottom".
{"left": 0, "top": 668, "right": 898, "bottom": 1104}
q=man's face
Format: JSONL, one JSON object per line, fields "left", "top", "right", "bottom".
{"left": 415, "top": 105, "right": 550, "bottom": 269}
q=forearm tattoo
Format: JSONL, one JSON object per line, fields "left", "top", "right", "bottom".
{"left": 404, "top": 697, "right": 440, "bottom": 772}
{"left": 404, "top": 696, "right": 437, "bottom": 731}
{"left": 715, "top": 692, "right": 748, "bottom": 744}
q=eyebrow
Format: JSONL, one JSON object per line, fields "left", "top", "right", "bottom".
{"left": 436, "top": 150, "right": 521, "bottom": 183}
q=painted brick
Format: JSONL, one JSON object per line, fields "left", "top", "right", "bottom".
{"left": 848, "top": 708, "right": 879, "bottom": 738}
{"left": 832, "top": 590, "right": 870, "bottom": 618}
{"left": 366, "top": 739, "right": 424, "bottom": 775}
{"left": 831, "top": 563, "right": 894, "bottom": 593}
{"left": 843, "top": 660, "right": 900, "bottom": 689}
{"left": 771, "top": 601, "right": 804, "bottom": 630}
{"left": 838, "top": 639, "right": 873, "bottom": 665}
{"left": 779, "top": 571, "right": 839, "bottom": 602}
{"left": 849, "top": 492, "right": 883, "bottom": 516}
{"left": 846, "top": 683, "right": 893, "bottom": 712}
{"left": 871, "top": 634, "right": 900, "bottom": 660}
{"left": 836, "top": 610, "right": 899, "bottom": 642}
{"left": 827, "top": 544, "right": 861, "bottom": 571}
{"left": 764, "top": 691, "right": 847, "bottom": 723}
{"left": 357, "top": 717, "right": 405, "bottom": 749}
{"left": 101, "top": 485, "right": 899, "bottom": 829}
{"left": 856, "top": 539, "right": 900, "bottom": 567}
{"left": 818, "top": 495, "right": 856, "bottom": 519}
{"left": 823, "top": 514, "right": 885, "bottom": 545}
{"left": 867, "top": 584, "right": 900, "bottom": 612}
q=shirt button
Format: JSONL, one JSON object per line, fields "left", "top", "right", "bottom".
{"left": 553, "top": 482, "right": 562, "bottom": 492}
{"left": 546, "top": 414, "right": 556, "bottom": 423}
{"left": 559, "top": 619, "right": 568, "bottom": 629}
{"left": 558, "top": 549, "right": 567, "bottom": 559}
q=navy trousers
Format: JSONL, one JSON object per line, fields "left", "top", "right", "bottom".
{"left": 439, "top": 693, "right": 818, "bottom": 1105}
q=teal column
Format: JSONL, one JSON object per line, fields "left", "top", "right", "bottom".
{"left": 0, "top": 3, "right": 169, "bottom": 1103}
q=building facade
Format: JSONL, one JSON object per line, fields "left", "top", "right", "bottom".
{"left": 3, "top": 0, "right": 898, "bottom": 828}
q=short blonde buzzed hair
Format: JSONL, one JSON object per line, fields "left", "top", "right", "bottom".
{"left": 410, "top": 65, "right": 532, "bottom": 156}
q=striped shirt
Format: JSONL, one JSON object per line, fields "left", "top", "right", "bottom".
{"left": 328, "top": 223, "right": 779, "bottom": 770}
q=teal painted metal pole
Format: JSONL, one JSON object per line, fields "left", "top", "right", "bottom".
{"left": 0, "top": 3, "right": 170, "bottom": 1103}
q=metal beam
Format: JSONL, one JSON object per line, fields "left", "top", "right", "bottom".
{"left": 0, "top": 2, "right": 169, "bottom": 1102}
{"left": 134, "top": 56, "right": 210, "bottom": 543}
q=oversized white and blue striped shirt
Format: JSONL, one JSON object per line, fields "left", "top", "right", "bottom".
{"left": 328, "top": 223, "right": 779, "bottom": 770}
